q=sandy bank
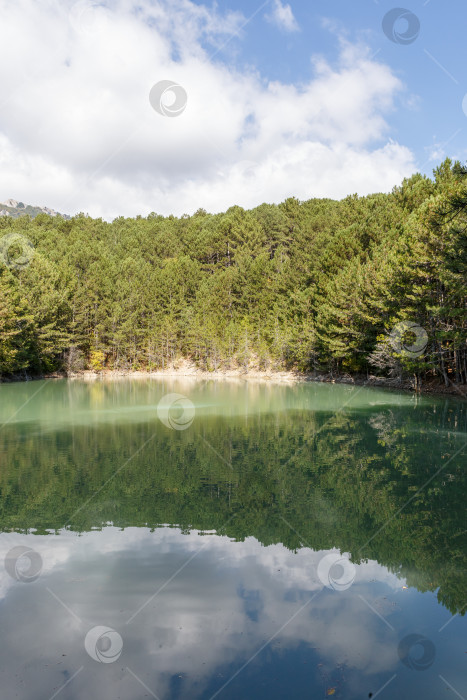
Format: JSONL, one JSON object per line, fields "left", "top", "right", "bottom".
{"left": 60, "top": 360, "right": 466, "bottom": 398}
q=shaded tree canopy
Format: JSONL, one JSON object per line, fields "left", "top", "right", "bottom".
{"left": 0, "top": 158, "right": 466, "bottom": 385}
{"left": 0, "top": 392, "right": 465, "bottom": 615}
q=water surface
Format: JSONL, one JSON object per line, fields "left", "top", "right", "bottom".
{"left": 0, "top": 378, "right": 465, "bottom": 699}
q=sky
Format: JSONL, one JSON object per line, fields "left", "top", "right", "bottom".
{"left": 0, "top": 0, "right": 466, "bottom": 220}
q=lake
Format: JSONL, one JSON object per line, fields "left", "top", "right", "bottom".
{"left": 0, "top": 378, "right": 465, "bottom": 700}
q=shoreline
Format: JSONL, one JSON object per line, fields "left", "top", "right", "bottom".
{"left": 3, "top": 362, "right": 465, "bottom": 398}
{"left": 72, "top": 369, "right": 467, "bottom": 398}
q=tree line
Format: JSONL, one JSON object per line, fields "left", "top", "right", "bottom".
{"left": 0, "top": 158, "right": 466, "bottom": 387}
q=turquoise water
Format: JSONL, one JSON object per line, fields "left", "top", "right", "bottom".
{"left": 0, "top": 378, "right": 465, "bottom": 699}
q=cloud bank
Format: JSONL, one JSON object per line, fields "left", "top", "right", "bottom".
{"left": 0, "top": 0, "right": 416, "bottom": 219}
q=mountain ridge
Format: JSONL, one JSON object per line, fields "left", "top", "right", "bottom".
{"left": 0, "top": 198, "right": 70, "bottom": 219}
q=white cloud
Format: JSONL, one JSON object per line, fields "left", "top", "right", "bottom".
{"left": 427, "top": 144, "right": 446, "bottom": 163}
{"left": 0, "top": 0, "right": 416, "bottom": 220}
{"left": 267, "top": 0, "right": 299, "bottom": 33}
{"left": 0, "top": 527, "right": 407, "bottom": 700}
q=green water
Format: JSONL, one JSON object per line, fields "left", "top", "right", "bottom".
{"left": 0, "top": 378, "right": 465, "bottom": 700}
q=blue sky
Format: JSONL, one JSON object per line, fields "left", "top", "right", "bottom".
{"left": 200, "top": 0, "right": 467, "bottom": 172}
{"left": 0, "top": 0, "right": 465, "bottom": 219}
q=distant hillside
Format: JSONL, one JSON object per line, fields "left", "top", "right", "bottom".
{"left": 0, "top": 159, "right": 465, "bottom": 395}
{"left": 0, "top": 198, "right": 70, "bottom": 219}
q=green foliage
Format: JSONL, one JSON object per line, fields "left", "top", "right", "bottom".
{"left": 0, "top": 159, "right": 465, "bottom": 384}
{"left": 0, "top": 392, "right": 465, "bottom": 614}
